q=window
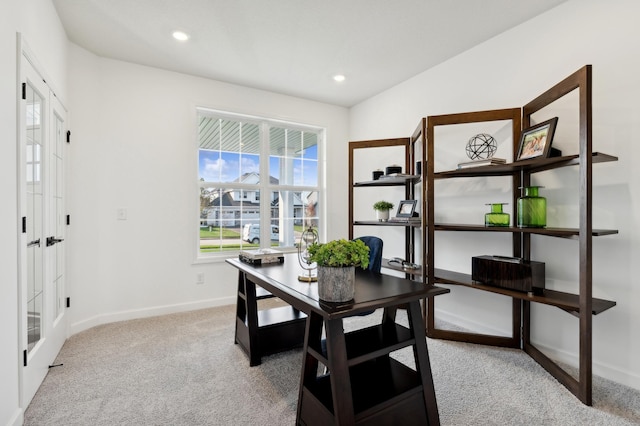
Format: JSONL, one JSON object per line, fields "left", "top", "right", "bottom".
{"left": 197, "top": 109, "right": 322, "bottom": 257}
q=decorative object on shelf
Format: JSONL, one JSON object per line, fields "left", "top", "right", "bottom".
{"left": 372, "top": 169, "right": 384, "bottom": 180}
{"left": 466, "top": 133, "right": 497, "bottom": 160}
{"left": 385, "top": 165, "right": 402, "bottom": 175}
{"left": 485, "top": 203, "right": 510, "bottom": 227}
{"left": 416, "top": 161, "right": 422, "bottom": 175}
{"left": 373, "top": 200, "right": 394, "bottom": 222}
{"left": 472, "top": 255, "right": 545, "bottom": 295}
{"left": 308, "top": 239, "right": 370, "bottom": 302}
{"left": 457, "top": 157, "right": 506, "bottom": 169}
{"left": 516, "top": 117, "right": 558, "bottom": 161}
{"left": 517, "top": 186, "right": 546, "bottom": 228}
{"left": 297, "top": 226, "right": 319, "bottom": 282}
{"left": 396, "top": 199, "right": 417, "bottom": 218}
{"left": 388, "top": 257, "right": 420, "bottom": 270}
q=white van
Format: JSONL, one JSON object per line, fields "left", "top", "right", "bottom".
{"left": 242, "top": 224, "right": 279, "bottom": 244}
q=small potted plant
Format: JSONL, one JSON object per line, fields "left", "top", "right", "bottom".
{"left": 373, "top": 200, "right": 394, "bottom": 222}
{"left": 307, "top": 239, "right": 370, "bottom": 302}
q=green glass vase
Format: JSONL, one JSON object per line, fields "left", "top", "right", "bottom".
{"left": 485, "top": 203, "right": 510, "bottom": 227}
{"left": 517, "top": 186, "right": 546, "bottom": 228}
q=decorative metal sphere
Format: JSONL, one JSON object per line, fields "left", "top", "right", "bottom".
{"left": 466, "top": 133, "right": 497, "bottom": 160}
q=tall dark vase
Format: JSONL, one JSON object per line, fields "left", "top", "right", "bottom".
{"left": 517, "top": 186, "right": 546, "bottom": 228}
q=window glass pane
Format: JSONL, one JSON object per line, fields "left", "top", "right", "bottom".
{"left": 199, "top": 117, "right": 260, "bottom": 183}
{"left": 199, "top": 188, "right": 260, "bottom": 253}
{"left": 269, "top": 128, "right": 318, "bottom": 187}
{"left": 270, "top": 190, "right": 319, "bottom": 249}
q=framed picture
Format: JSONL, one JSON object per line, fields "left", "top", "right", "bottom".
{"left": 396, "top": 200, "right": 417, "bottom": 217}
{"left": 515, "top": 117, "right": 558, "bottom": 161}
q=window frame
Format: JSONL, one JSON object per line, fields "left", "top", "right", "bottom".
{"left": 195, "top": 108, "right": 324, "bottom": 262}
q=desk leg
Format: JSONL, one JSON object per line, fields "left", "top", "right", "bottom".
{"left": 234, "top": 271, "right": 262, "bottom": 366}
{"left": 296, "top": 311, "right": 323, "bottom": 424}
{"left": 325, "top": 318, "right": 355, "bottom": 425}
{"left": 408, "top": 300, "right": 440, "bottom": 426}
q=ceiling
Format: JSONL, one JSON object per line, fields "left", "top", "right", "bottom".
{"left": 53, "top": 0, "right": 567, "bottom": 107}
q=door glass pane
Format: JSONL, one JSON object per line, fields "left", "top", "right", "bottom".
{"left": 52, "top": 112, "right": 64, "bottom": 320}
{"left": 25, "top": 81, "right": 44, "bottom": 352}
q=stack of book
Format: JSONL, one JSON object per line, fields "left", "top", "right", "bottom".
{"left": 457, "top": 157, "right": 506, "bottom": 169}
{"left": 388, "top": 216, "right": 421, "bottom": 223}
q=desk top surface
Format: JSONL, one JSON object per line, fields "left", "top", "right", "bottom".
{"left": 227, "top": 253, "right": 449, "bottom": 319}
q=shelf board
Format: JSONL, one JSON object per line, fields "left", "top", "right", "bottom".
{"left": 354, "top": 220, "right": 421, "bottom": 228}
{"left": 434, "top": 223, "right": 618, "bottom": 238}
{"left": 303, "top": 358, "right": 423, "bottom": 419}
{"left": 433, "top": 268, "right": 616, "bottom": 315}
{"left": 256, "top": 305, "right": 307, "bottom": 328}
{"left": 354, "top": 174, "right": 421, "bottom": 187}
{"left": 382, "top": 258, "right": 423, "bottom": 275}
{"left": 255, "top": 286, "right": 275, "bottom": 300}
{"left": 435, "top": 152, "right": 618, "bottom": 178}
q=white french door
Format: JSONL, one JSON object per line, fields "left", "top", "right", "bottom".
{"left": 18, "top": 44, "right": 68, "bottom": 407}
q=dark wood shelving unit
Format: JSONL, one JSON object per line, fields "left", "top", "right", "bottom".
{"left": 348, "top": 137, "right": 421, "bottom": 270}
{"left": 421, "top": 65, "right": 618, "bottom": 406}
{"left": 346, "top": 65, "right": 618, "bottom": 407}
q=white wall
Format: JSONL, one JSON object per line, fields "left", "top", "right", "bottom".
{"left": 65, "top": 46, "right": 350, "bottom": 334}
{"left": 0, "top": 1, "right": 68, "bottom": 424}
{"left": 350, "top": 0, "right": 640, "bottom": 390}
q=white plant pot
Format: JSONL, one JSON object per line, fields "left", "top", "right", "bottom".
{"left": 317, "top": 266, "right": 355, "bottom": 302}
{"left": 376, "top": 209, "right": 390, "bottom": 222}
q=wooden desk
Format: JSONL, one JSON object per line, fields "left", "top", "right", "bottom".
{"left": 226, "top": 254, "right": 449, "bottom": 426}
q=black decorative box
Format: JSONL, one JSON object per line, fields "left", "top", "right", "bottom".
{"left": 471, "top": 255, "right": 545, "bottom": 294}
{"left": 385, "top": 165, "right": 402, "bottom": 175}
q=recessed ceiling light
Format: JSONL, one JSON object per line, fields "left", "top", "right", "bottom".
{"left": 172, "top": 31, "right": 190, "bottom": 41}
{"left": 333, "top": 74, "right": 346, "bottom": 83}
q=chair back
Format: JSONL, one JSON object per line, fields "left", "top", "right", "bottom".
{"left": 355, "top": 236, "right": 383, "bottom": 273}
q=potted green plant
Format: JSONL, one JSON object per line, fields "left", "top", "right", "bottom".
{"left": 373, "top": 200, "right": 394, "bottom": 222}
{"left": 307, "top": 239, "right": 370, "bottom": 302}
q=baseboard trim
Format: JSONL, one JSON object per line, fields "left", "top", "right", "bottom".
{"left": 436, "top": 309, "right": 640, "bottom": 392}
{"left": 69, "top": 296, "right": 235, "bottom": 336}
{"left": 435, "top": 309, "right": 510, "bottom": 337}
{"left": 7, "top": 407, "right": 23, "bottom": 426}
{"left": 531, "top": 341, "right": 640, "bottom": 391}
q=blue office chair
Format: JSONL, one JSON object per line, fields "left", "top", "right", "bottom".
{"left": 353, "top": 236, "right": 383, "bottom": 315}
{"left": 355, "top": 236, "right": 383, "bottom": 274}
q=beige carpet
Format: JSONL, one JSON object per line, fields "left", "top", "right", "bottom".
{"left": 24, "top": 304, "right": 640, "bottom": 425}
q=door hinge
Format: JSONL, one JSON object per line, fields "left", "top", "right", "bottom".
{"left": 22, "top": 217, "right": 26, "bottom": 233}
{"left": 21, "top": 83, "right": 26, "bottom": 100}
{"left": 23, "top": 350, "right": 27, "bottom": 367}
{"left": 66, "top": 297, "right": 70, "bottom": 308}
{"left": 66, "top": 214, "right": 70, "bottom": 225}
{"left": 66, "top": 130, "right": 71, "bottom": 143}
